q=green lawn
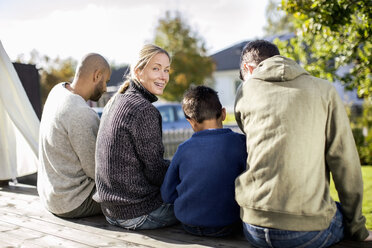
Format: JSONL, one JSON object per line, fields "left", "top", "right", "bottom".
{"left": 330, "top": 166, "right": 372, "bottom": 229}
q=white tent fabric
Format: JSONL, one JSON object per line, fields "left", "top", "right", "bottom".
{"left": 0, "top": 41, "right": 39, "bottom": 180}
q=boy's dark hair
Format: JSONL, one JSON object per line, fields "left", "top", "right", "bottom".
{"left": 182, "top": 85, "right": 222, "bottom": 123}
{"left": 239, "top": 40, "right": 280, "bottom": 80}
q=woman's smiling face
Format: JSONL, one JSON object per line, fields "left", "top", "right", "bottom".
{"left": 136, "top": 53, "right": 170, "bottom": 96}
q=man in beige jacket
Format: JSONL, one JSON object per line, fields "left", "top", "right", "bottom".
{"left": 235, "top": 40, "right": 371, "bottom": 247}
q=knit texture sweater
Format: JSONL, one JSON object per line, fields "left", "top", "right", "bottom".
{"left": 38, "top": 83, "right": 99, "bottom": 214}
{"left": 161, "top": 128, "right": 247, "bottom": 227}
{"left": 235, "top": 55, "right": 368, "bottom": 240}
{"left": 94, "top": 80, "right": 170, "bottom": 220}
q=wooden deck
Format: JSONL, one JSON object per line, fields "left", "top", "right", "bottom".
{"left": 0, "top": 182, "right": 370, "bottom": 248}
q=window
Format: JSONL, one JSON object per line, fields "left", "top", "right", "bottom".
{"left": 175, "top": 105, "right": 186, "bottom": 121}
{"left": 158, "top": 106, "right": 175, "bottom": 123}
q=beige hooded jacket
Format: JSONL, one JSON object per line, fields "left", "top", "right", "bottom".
{"left": 234, "top": 55, "right": 368, "bottom": 240}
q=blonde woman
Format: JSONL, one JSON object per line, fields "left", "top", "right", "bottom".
{"left": 94, "top": 44, "right": 178, "bottom": 230}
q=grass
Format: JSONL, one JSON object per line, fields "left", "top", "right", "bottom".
{"left": 223, "top": 112, "right": 237, "bottom": 125}
{"left": 330, "top": 166, "right": 372, "bottom": 229}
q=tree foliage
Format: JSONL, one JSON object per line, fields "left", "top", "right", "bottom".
{"left": 275, "top": 0, "right": 372, "bottom": 98}
{"left": 349, "top": 98, "right": 372, "bottom": 165}
{"left": 153, "top": 11, "right": 215, "bottom": 101}
{"left": 263, "top": 0, "right": 295, "bottom": 36}
{"left": 40, "top": 58, "right": 76, "bottom": 106}
{"left": 17, "top": 50, "right": 76, "bottom": 106}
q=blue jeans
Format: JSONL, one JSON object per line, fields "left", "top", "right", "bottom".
{"left": 105, "top": 203, "right": 178, "bottom": 230}
{"left": 182, "top": 221, "right": 242, "bottom": 237}
{"left": 243, "top": 203, "right": 344, "bottom": 248}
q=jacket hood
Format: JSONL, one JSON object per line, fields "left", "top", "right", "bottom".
{"left": 251, "top": 55, "right": 309, "bottom": 82}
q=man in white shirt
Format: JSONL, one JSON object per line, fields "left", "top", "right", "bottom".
{"left": 38, "top": 53, "right": 111, "bottom": 218}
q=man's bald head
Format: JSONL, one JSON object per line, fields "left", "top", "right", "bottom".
{"left": 70, "top": 53, "right": 111, "bottom": 101}
{"left": 75, "top": 53, "right": 110, "bottom": 79}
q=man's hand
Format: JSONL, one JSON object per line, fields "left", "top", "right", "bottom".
{"left": 365, "top": 230, "right": 372, "bottom": 241}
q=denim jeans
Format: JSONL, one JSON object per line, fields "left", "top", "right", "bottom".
{"left": 105, "top": 203, "right": 178, "bottom": 230}
{"left": 182, "top": 221, "right": 242, "bottom": 237}
{"left": 243, "top": 203, "right": 344, "bottom": 248}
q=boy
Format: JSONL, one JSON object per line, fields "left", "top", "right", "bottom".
{"left": 161, "top": 86, "right": 247, "bottom": 237}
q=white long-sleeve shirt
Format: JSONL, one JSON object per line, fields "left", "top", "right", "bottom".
{"left": 38, "top": 83, "right": 99, "bottom": 214}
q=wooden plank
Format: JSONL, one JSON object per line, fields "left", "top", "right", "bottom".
{"left": 0, "top": 212, "right": 152, "bottom": 248}
{"left": 0, "top": 220, "right": 92, "bottom": 248}
{"left": 0, "top": 185, "right": 250, "bottom": 247}
{"left": 0, "top": 232, "right": 41, "bottom": 248}
{"left": 331, "top": 240, "right": 372, "bottom": 248}
{"left": 0, "top": 221, "right": 15, "bottom": 232}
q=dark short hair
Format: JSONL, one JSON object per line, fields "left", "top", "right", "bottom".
{"left": 182, "top": 86, "right": 222, "bottom": 123}
{"left": 239, "top": 40, "right": 280, "bottom": 80}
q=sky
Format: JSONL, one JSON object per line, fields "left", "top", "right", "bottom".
{"left": 0, "top": 0, "right": 269, "bottom": 66}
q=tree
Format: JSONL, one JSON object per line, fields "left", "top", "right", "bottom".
{"left": 263, "top": 0, "right": 295, "bottom": 36}
{"left": 17, "top": 50, "right": 76, "bottom": 106}
{"left": 39, "top": 57, "right": 76, "bottom": 106}
{"left": 275, "top": 0, "right": 372, "bottom": 98}
{"left": 153, "top": 11, "right": 215, "bottom": 101}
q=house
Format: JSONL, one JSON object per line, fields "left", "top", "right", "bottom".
{"left": 210, "top": 35, "right": 363, "bottom": 113}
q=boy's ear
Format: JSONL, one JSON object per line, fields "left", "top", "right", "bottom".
{"left": 186, "top": 118, "right": 198, "bottom": 132}
{"left": 221, "top": 107, "right": 226, "bottom": 122}
{"left": 186, "top": 118, "right": 195, "bottom": 127}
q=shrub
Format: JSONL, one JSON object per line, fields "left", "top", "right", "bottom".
{"left": 349, "top": 98, "right": 372, "bottom": 165}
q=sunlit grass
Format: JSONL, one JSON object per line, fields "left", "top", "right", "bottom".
{"left": 223, "top": 112, "right": 237, "bottom": 125}
{"left": 330, "top": 166, "right": 372, "bottom": 229}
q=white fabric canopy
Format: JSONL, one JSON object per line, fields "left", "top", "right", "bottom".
{"left": 0, "top": 41, "right": 39, "bottom": 180}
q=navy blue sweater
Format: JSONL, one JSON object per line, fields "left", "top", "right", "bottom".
{"left": 161, "top": 128, "right": 247, "bottom": 227}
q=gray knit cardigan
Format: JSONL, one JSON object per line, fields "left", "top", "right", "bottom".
{"left": 94, "top": 80, "right": 170, "bottom": 220}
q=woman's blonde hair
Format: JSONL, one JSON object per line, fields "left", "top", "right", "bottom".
{"left": 117, "top": 44, "right": 171, "bottom": 94}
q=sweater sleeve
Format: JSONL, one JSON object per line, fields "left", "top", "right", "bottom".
{"left": 132, "top": 107, "right": 169, "bottom": 186}
{"left": 325, "top": 87, "right": 368, "bottom": 241}
{"left": 161, "top": 150, "right": 181, "bottom": 203}
{"left": 67, "top": 107, "right": 99, "bottom": 180}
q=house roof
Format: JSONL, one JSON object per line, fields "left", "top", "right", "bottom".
{"left": 107, "top": 65, "right": 130, "bottom": 87}
{"left": 211, "top": 33, "right": 295, "bottom": 71}
{"left": 211, "top": 41, "right": 247, "bottom": 71}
